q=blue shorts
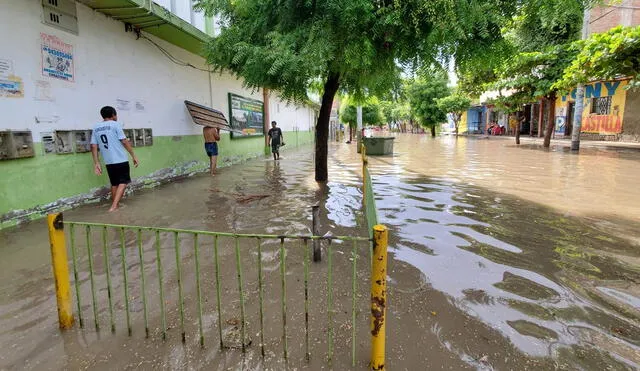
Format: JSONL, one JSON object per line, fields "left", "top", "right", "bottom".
{"left": 205, "top": 142, "right": 218, "bottom": 157}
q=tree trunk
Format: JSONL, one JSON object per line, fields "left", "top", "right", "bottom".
{"left": 348, "top": 126, "right": 353, "bottom": 142}
{"left": 515, "top": 115, "right": 521, "bottom": 145}
{"left": 315, "top": 72, "right": 341, "bottom": 182}
{"left": 454, "top": 122, "right": 459, "bottom": 136}
{"left": 430, "top": 126, "right": 436, "bottom": 137}
{"left": 543, "top": 92, "right": 557, "bottom": 148}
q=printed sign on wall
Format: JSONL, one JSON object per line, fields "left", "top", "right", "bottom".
{"left": 228, "top": 93, "right": 264, "bottom": 138}
{"left": 0, "top": 58, "right": 23, "bottom": 98}
{"left": 41, "top": 33, "right": 74, "bottom": 82}
{"left": 0, "top": 76, "right": 23, "bottom": 98}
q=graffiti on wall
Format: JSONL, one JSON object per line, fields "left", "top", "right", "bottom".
{"left": 554, "top": 107, "right": 567, "bottom": 134}
{"left": 557, "top": 80, "right": 627, "bottom": 135}
{"left": 582, "top": 114, "right": 622, "bottom": 134}
{"left": 41, "top": 33, "right": 74, "bottom": 82}
{"left": 561, "top": 81, "right": 621, "bottom": 101}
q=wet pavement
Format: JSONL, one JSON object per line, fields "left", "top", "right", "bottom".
{"left": 1, "top": 134, "right": 639, "bottom": 370}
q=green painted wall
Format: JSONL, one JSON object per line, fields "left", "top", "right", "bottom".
{"left": 0, "top": 130, "right": 314, "bottom": 228}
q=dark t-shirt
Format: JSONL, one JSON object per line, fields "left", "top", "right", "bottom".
{"left": 268, "top": 127, "right": 283, "bottom": 145}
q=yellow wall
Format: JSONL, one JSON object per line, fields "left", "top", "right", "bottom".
{"left": 460, "top": 111, "right": 468, "bottom": 134}
{"left": 555, "top": 79, "right": 629, "bottom": 135}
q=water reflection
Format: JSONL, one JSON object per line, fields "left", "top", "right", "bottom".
{"left": 369, "top": 135, "right": 640, "bottom": 367}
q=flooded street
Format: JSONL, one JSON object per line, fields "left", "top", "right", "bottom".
{"left": 1, "top": 134, "right": 639, "bottom": 370}
{"left": 370, "top": 135, "right": 640, "bottom": 369}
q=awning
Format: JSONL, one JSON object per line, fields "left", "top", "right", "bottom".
{"left": 77, "top": 0, "right": 210, "bottom": 55}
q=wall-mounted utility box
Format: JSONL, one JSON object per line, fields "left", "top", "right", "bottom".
{"left": 11, "top": 131, "right": 35, "bottom": 158}
{"left": 0, "top": 132, "right": 11, "bottom": 160}
{"left": 0, "top": 131, "right": 35, "bottom": 160}
{"left": 123, "top": 129, "right": 134, "bottom": 144}
{"left": 74, "top": 130, "right": 92, "bottom": 153}
{"left": 54, "top": 130, "right": 73, "bottom": 154}
{"left": 42, "top": 132, "right": 55, "bottom": 154}
{"left": 133, "top": 129, "right": 145, "bottom": 147}
{"left": 143, "top": 128, "right": 153, "bottom": 146}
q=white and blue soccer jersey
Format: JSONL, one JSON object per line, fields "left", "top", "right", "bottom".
{"left": 90, "top": 121, "right": 128, "bottom": 165}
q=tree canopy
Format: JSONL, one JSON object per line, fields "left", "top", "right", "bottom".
{"left": 407, "top": 72, "right": 450, "bottom": 136}
{"left": 554, "top": 25, "right": 640, "bottom": 91}
{"left": 339, "top": 98, "right": 384, "bottom": 128}
{"left": 195, "top": 0, "right": 520, "bottom": 181}
{"left": 437, "top": 93, "right": 472, "bottom": 135}
{"left": 456, "top": 0, "right": 592, "bottom": 98}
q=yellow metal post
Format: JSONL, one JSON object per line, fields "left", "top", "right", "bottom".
{"left": 47, "top": 213, "right": 74, "bottom": 329}
{"left": 370, "top": 225, "right": 388, "bottom": 370}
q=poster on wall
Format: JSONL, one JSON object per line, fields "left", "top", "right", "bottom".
{"left": 228, "top": 93, "right": 264, "bottom": 138}
{"left": 554, "top": 116, "right": 566, "bottom": 135}
{"left": 0, "top": 76, "right": 24, "bottom": 98}
{"left": 554, "top": 106, "right": 567, "bottom": 134}
{"left": 0, "top": 58, "right": 23, "bottom": 98}
{"left": 41, "top": 33, "right": 74, "bottom": 82}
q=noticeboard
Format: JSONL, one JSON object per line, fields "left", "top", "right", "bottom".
{"left": 228, "top": 93, "right": 264, "bottom": 138}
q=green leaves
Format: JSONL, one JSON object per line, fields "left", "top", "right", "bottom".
{"left": 554, "top": 26, "right": 640, "bottom": 92}
{"left": 407, "top": 72, "right": 450, "bottom": 129}
{"left": 437, "top": 94, "right": 472, "bottom": 116}
{"left": 339, "top": 97, "right": 385, "bottom": 128}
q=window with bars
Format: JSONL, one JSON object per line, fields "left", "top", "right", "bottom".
{"left": 591, "top": 96, "right": 612, "bottom": 115}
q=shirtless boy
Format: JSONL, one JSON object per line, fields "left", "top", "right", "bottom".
{"left": 203, "top": 126, "right": 221, "bottom": 175}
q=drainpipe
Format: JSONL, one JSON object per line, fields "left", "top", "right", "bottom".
{"left": 571, "top": 7, "right": 590, "bottom": 151}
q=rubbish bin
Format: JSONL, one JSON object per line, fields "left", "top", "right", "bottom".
{"left": 362, "top": 137, "right": 395, "bottom": 155}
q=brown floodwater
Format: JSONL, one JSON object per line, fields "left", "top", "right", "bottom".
{"left": 0, "top": 134, "right": 639, "bottom": 370}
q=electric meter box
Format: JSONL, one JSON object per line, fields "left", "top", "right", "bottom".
{"left": 54, "top": 130, "right": 74, "bottom": 154}
{"left": 133, "top": 129, "right": 144, "bottom": 147}
{"left": 74, "top": 130, "right": 92, "bottom": 153}
{"left": 123, "top": 129, "right": 134, "bottom": 143}
{"left": 0, "top": 132, "right": 11, "bottom": 160}
{"left": 0, "top": 131, "right": 35, "bottom": 160}
{"left": 11, "top": 131, "right": 35, "bottom": 158}
{"left": 143, "top": 128, "right": 153, "bottom": 146}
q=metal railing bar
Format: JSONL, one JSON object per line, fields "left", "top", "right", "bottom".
{"left": 64, "top": 222, "right": 370, "bottom": 242}
{"left": 137, "top": 229, "right": 149, "bottom": 338}
{"left": 69, "top": 224, "right": 83, "bottom": 328}
{"left": 120, "top": 227, "right": 132, "bottom": 336}
{"left": 194, "top": 233, "right": 205, "bottom": 347}
{"left": 102, "top": 226, "right": 115, "bottom": 333}
{"left": 174, "top": 231, "right": 186, "bottom": 343}
{"left": 154, "top": 230, "right": 167, "bottom": 340}
{"left": 86, "top": 226, "right": 99, "bottom": 331}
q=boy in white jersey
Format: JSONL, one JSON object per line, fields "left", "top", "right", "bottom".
{"left": 90, "top": 106, "right": 139, "bottom": 212}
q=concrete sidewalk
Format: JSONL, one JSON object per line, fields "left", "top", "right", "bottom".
{"left": 466, "top": 134, "right": 640, "bottom": 150}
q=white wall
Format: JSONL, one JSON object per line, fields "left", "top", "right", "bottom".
{"left": 269, "top": 96, "right": 315, "bottom": 132}
{"left": 0, "top": 0, "right": 313, "bottom": 140}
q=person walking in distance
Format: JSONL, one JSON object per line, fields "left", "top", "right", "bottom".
{"left": 90, "top": 106, "right": 139, "bottom": 212}
{"left": 203, "top": 125, "right": 221, "bottom": 175}
{"left": 268, "top": 121, "right": 284, "bottom": 160}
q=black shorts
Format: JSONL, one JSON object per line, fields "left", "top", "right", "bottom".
{"left": 105, "top": 161, "right": 131, "bottom": 186}
{"left": 205, "top": 142, "right": 219, "bottom": 157}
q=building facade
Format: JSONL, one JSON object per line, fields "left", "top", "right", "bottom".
{"left": 0, "top": 0, "right": 317, "bottom": 228}
{"left": 554, "top": 79, "right": 640, "bottom": 141}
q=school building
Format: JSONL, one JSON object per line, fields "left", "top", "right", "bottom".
{"left": 0, "top": 0, "right": 317, "bottom": 228}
